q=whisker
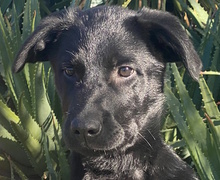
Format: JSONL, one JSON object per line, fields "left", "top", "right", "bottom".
{"left": 138, "top": 132, "right": 153, "bottom": 150}
{"left": 147, "top": 129, "right": 156, "bottom": 140}
{"left": 66, "top": 50, "right": 75, "bottom": 58}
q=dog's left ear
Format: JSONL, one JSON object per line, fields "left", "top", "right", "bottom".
{"left": 135, "top": 8, "right": 202, "bottom": 81}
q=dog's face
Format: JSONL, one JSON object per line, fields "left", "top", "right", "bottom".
{"left": 13, "top": 6, "right": 202, "bottom": 156}
{"left": 52, "top": 26, "right": 166, "bottom": 154}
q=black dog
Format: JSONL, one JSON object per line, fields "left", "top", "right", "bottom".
{"left": 13, "top": 6, "right": 202, "bottom": 180}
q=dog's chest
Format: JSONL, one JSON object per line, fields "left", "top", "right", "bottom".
{"left": 82, "top": 153, "right": 147, "bottom": 180}
{"left": 83, "top": 168, "right": 145, "bottom": 180}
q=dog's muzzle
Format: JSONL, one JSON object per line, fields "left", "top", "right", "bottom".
{"left": 64, "top": 111, "right": 125, "bottom": 152}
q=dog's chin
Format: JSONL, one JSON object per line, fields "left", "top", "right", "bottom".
{"left": 66, "top": 139, "right": 124, "bottom": 156}
{"left": 70, "top": 142, "right": 135, "bottom": 157}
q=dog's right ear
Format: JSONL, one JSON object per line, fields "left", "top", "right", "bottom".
{"left": 12, "top": 9, "right": 75, "bottom": 73}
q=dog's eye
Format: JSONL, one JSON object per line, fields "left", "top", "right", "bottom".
{"left": 118, "top": 66, "right": 134, "bottom": 77}
{"left": 64, "top": 67, "right": 75, "bottom": 76}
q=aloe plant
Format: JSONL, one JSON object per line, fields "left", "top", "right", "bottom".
{"left": 162, "top": 1, "right": 220, "bottom": 180}
{"left": 164, "top": 64, "right": 220, "bottom": 180}
{"left": 0, "top": 0, "right": 69, "bottom": 179}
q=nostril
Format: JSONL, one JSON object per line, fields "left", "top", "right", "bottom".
{"left": 71, "top": 120, "right": 82, "bottom": 135}
{"left": 88, "top": 128, "right": 99, "bottom": 136}
{"left": 87, "top": 123, "right": 101, "bottom": 137}
{"left": 74, "top": 129, "right": 81, "bottom": 135}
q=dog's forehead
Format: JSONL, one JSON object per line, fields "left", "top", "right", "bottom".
{"left": 78, "top": 6, "right": 135, "bottom": 25}
{"left": 57, "top": 7, "right": 142, "bottom": 66}
{"left": 77, "top": 7, "right": 134, "bottom": 43}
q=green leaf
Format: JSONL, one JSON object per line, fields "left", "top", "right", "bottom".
{"left": 83, "top": 0, "right": 92, "bottom": 10}
{"left": 199, "top": 76, "right": 220, "bottom": 166}
{"left": 46, "top": 68, "right": 62, "bottom": 121}
{"left": 166, "top": 63, "right": 220, "bottom": 179}
{"left": 0, "top": 124, "right": 30, "bottom": 166}
{"left": 43, "top": 134, "right": 57, "bottom": 179}
{"left": 18, "top": 94, "right": 42, "bottom": 141}
{"left": 6, "top": 155, "right": 28, "bottom": 180}
{"left": 32, "top": 64, "right": 49, "bottom": 123}
{"left": 187, "top": 0, "right": 209, "bottom": 26}
{"left": 165, "top": 85, "right": 216, "bottom": 180}
{"left": 199, "top": 76, "right": 220, "bottom": 118}
{"left": 0, "top": 99, "right": 19, "bottom": 124}
{"left": 0, "top": 124, "right": 16, "bottom": 141}
{"left": 0, "top": 8, "right": 18, "bottom": 103}
{"left": 207, "top": 46, "right": 220, "bottom": 100}
{"left": 14, "top": 0, "right": 25, "bottom": 16}
{"left": 22, "top": 0, "right": 41, "bottom": 40}
{"left": 122, "top": 0, "right": 132, "bottom": 8}
{"left": 205, "top": 114, "right": 220, "bottom": 168}
{"left": 178, "top": 0, "right": 208, "bottom": 29}
{"left": 199, "top": 8, "right": 220, "bottom": 69}
{"left": 0, "top": 0, "right": 13, "bottom": 14}
{"left": 170, "top": 63, "right": 207, "bottom": 151}
{"left": 11, "top": 3, "right": 22, "bottom": 59}
{"left": 12, "top": 72, "right": 32, "bottom": 113}
{"left": 0, "top": 137, "right": 30, "bottom": 168}
{"left": 10, "top": 122, "right": 46, "bottom": 176}
{"left": 53, "top": 118, "right": 70, "bottom": 179}
{"left": 32, "top": 63, "right": 55, "bottom": 141}
{"left": 201, "top": 71, "right": 220, "bottom": 76}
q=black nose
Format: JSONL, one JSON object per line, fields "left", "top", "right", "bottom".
{"left": 71, "top": 119, "right": 102, "bottom": 137}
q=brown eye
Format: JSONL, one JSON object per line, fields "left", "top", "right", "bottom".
{"left": 64, "top": 67, "right": 74, "bottom": 76}
{"left": 118, "top": 66, "right": 134, "bottom": 77}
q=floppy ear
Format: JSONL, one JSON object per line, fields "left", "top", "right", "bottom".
{"left": 12, "top": 8, "right": 76, "bottom": 73}
{"left": 136, "top": 8, "right": 202, "bottom": 81}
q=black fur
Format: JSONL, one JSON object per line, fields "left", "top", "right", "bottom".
{"left": 13, "top": 6, "right": 202, "bottom": 179}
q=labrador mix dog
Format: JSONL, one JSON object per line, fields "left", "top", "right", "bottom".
{"left": 13, "top": 6, "right": 202, "bottom": 180}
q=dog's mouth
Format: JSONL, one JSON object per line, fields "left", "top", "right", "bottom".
{"left": 63, "top": 118, "right": 132, "bottom": 155}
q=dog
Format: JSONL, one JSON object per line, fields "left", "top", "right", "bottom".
{"left": 13, "top": 6, "right": 202, "bottom": 180}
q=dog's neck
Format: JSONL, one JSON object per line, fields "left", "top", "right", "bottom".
{"left": 81, "top": 138, "right": 162, "bottom": 180}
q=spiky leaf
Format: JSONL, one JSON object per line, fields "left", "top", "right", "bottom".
{"left": 170, "top": 63, "right": 208, "bottom": 152}
{"left": 10, "top": 122, "right": 46, "bottom": 176}
{"left": 165, "top": 85, "right": 217, "bottom": 180}
{"left": 53, "top": 118, "right": 70, "bottom": 179}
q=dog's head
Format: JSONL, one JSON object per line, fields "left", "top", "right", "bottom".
{"left": 13, "top": 6, "right": 202, "bottom": 155}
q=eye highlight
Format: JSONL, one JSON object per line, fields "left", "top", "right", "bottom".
{"left": 64, "top": 67, "right": 75, "bottom": 76}
{"left": 118, "top": 66, "right": 134, "bottom": 77}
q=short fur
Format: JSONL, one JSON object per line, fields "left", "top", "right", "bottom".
{"left": 13, "top": 6, "right": 202, "bottom": 180}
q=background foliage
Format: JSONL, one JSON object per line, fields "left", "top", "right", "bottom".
{"left": 0, "top": 0, "right": 219, "bottom": 179}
